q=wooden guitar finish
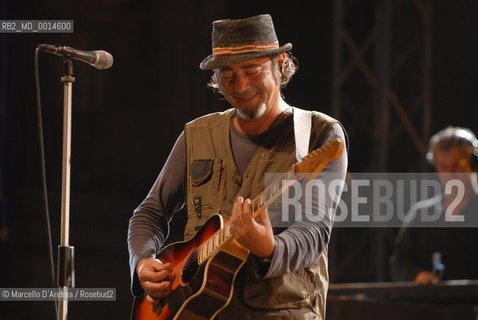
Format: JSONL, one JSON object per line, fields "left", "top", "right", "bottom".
{"left": 132, "top": 215, "right": 248, "bottom": 320}
{"left": 132, "top": 138, "right": 344, "bottom": 320}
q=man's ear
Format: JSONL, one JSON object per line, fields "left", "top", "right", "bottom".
{"left": 278, "top": 52, "right": 286, "bottom": 63}
{"left": 277, "top": 52, "right": 286, "bottom": 62}
{"left": 277, "top": 53, "right": 286, "bottom": 74}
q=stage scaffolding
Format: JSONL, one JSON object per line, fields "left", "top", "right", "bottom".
{"left": 329, "top": 0, "right": 433, "bottom": 282}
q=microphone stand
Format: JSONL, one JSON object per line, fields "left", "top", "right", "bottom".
{"left": 57, "top": 58, "right": 75, "bottom": 320}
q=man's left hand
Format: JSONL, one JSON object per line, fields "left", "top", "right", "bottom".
{"left": 230, "top": 196, "right": 275, "bottom": 258}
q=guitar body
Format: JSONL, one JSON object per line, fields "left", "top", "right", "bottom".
{"left": 132, "top": 215, "right": 249, "bottom": 320}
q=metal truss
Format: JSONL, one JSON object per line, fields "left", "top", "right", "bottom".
{"left": 329, "top": 0, "right": 433, "bottom": 282}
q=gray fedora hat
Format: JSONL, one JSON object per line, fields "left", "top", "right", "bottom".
{"left": 200, "top": 14, "right": 292, "bottom": 70}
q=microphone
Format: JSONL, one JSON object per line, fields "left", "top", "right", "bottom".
{"left": 38, "top": 44, "right": 113, "bottom": 70}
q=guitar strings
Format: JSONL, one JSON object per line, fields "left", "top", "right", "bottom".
{"left": 168, "top": 172, "right": 291, "bottom": 278}
{"left": 168, "top": 222, "right": 233, "bottom": 278}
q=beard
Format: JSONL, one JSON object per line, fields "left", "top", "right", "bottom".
{"left": 236, "top": 103, "right": 267, "bottom": 120}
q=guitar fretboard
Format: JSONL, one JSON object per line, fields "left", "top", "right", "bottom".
{"left": 197, "top": 140, "right": 341, "bottom": 265}
{"left": 197, "top": 169, "right": 297, "bottom": 264}
{"left": 198, "top": 223, "right": 232, "bottom": 264}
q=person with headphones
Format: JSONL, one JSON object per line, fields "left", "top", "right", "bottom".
{"left": 390, "top": 126, "right": 478, "bottom": 284}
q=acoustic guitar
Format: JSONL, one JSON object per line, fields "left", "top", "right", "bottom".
{"left": 131, "top": 138, "right": 344, "bottom": 320}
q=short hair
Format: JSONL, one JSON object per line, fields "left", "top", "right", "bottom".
{"left": 207, "top": 52, "right": 299, "bottom": 92}
{"left": 426, "top": 126, "right": 478, "bottom": 164}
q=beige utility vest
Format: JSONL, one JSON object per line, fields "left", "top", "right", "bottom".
{"left": 184, "top": 108, "right": 337, "bottom": 318}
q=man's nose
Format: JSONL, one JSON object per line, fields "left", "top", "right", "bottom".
{"left": 234, "top": 75, "right": 250, "bottom": 93}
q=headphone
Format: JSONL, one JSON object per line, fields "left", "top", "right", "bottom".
{"left": 426, "top": 127, "right": 478, "bottom": 171}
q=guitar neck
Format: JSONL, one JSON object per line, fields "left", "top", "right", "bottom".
{"left": 197, "top": 169, "right": 293, "bottom": 265}
{"left": 250, "top": 169, "right": 298, "bottom": 219}
{"left": 197, "top": 139, "right": 343, "bottom": 265}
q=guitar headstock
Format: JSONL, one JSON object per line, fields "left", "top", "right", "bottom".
{"left": 294, "top": 138, "right": 344, "bottom": 179}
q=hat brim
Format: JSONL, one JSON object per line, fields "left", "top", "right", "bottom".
{"left": 200, "top": 43, "right": 292, "bottom": 70}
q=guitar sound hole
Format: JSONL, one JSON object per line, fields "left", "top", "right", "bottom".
{"left": 181, "top": 255, "right": 199, "bottom": 283}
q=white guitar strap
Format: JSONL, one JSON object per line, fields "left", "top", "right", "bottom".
{"left": 293, "top": 107, "right": 312, "bottom": 162}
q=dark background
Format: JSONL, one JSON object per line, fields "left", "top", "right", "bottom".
{"left": 1, "top": 0, "right": 477, "bottom": 318}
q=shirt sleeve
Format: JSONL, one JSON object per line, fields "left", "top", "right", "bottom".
{"left": 127, "top": 131, "right": 186, "bottom": 296}
{"left": 254, "top": 122, "right": 348, "bottom": 278}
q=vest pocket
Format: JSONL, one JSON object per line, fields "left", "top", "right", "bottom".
{"left": 242, "top": 271, "right": 310, "bottom": 309}
{"left": 189, "top": 158, "right": 224, "bottom": 208}
{"left": 191, "top": 159, "right": 213, "bottom": 186}
{"left": 241, "top": 257, "right": 327, "bottom": 310}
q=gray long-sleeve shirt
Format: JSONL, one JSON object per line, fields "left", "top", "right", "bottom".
{"left": 128, "top": 113, "right": 348, "bottom": 295}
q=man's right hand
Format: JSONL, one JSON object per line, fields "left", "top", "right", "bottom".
{"left": 136, "top": 258, "right": 171, "bottom": 304}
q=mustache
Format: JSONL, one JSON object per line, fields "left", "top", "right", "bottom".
{"left": 233, "top": 89, "right": 258, "bottom": 98}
